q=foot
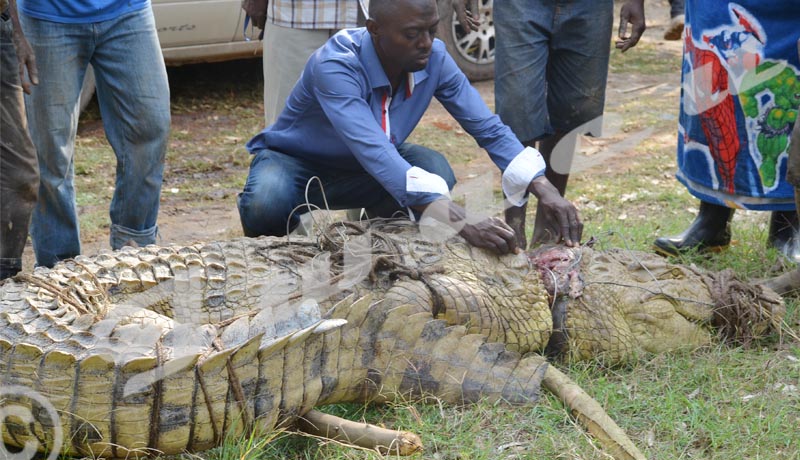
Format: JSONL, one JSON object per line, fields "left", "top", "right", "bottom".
{"left": 762, "top": 269, "right": 800, "bottom": 297}
{"left": 653, "top": 226, "right": 731, "bottom": 256}
{"left": 664, "top": 14, "right": 685, "bottom": 41}
{"left": 653, "top": 202, "right": 733, "bottom": 256}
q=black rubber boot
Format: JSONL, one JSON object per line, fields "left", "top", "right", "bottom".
{"left": 653, "top": 201, "right": 734, "bottom": 256}
{"left": 768, "top": 210, "right": 800, "bottom": 264}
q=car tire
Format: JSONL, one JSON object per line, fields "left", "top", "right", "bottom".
{"left": 437, "top": 0, "right": 495, "bottom": 81}
{"left": 79, "top": 65, "right": 96, "bottom": 113}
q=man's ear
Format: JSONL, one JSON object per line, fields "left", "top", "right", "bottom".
{"left": 366, "top": 18, "right": 379, "bottom": 36}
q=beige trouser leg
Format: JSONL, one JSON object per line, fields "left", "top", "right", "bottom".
{"left": 262, "top": 23, "right": 332, "bottom": 126}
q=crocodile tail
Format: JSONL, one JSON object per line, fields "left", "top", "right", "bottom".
{"left": 0, "top": 317, "right": 345, "bottom": 458}
{"left": 544, "top": 366, "right": 647, "bottom": 460}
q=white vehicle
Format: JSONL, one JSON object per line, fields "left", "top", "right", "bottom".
{"left": 80, "top": 0, "right": 494, "bottom": 109}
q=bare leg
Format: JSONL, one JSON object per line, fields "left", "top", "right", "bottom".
{"left": 532, "top": 133, "right": 570, "bottom": 245}
{"left": 505, "top": 203, "right": 528, "bottom": 249}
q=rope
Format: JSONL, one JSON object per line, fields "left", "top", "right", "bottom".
{"left": 195, "top": 341, "right": 224, "bottom": 444}
{"left": 225, "top": 355, "right": 252, "bottom": 434}
{"left": 705, "top": 269, "right": 783, "bottom": 348}
{"left": 148, "top": 341, "right": 166, "bottom": 453}
{"left": 318, "top": 220, "right": 449, "bottom": 316}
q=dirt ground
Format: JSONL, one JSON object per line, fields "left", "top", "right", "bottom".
{"left": 23, "top": 0, "right": 681, "bottom": 268}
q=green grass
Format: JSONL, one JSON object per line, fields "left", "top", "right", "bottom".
{"left": 66, "top": 34, "right": 800, "bottom": 460}
{"left": 608, "top": 41, "right": 683, "bottom": 77}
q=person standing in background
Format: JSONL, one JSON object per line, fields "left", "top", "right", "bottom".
{"left": 763, "top": 40, "right": 800, "bottom": 295}
{"left": 490, "top": 0, "right": 645, "bottom": 248}
{"left": 262, "top": 0, "right": 364, "bottom": 126}
{"left": 18, "top": 0, "right": 171, "bottom": 268}
{"left": 0, "top": 0, "right": 38, "bottom": 280}
{"left": 653, "top": 2, "right": 800, "bottom": 262}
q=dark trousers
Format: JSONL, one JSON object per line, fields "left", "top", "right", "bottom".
{"left": 0, "top": 16, "right": 39, "bottom": 279}
{"left": 669, "top": 0, "right": 685, "bottom": 18}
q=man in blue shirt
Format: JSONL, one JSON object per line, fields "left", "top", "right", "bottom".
{"left": 238, "top": 0, "right": 583, "bottom": 254}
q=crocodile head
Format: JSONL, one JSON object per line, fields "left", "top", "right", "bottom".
{"left": 525, "top": 244, "right": 784, "bottom": 362}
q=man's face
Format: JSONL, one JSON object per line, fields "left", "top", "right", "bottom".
{"left": 369, "top": 0, "right": 440, "bottom": 74}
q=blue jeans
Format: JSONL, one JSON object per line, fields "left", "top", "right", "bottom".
{"left": 494, "top": 0, "right": 613, "bottom": 142}
{"left": 20, "top": 8, "right": 170, "bottom": 268}
{"left": 237, "top": 143, "right": 457, "bottom": 236}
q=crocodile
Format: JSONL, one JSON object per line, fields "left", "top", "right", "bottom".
{"left": 0, "top": 219, "right": 783, "bottom": 458}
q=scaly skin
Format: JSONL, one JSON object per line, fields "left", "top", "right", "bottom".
{"left": 0, "top": 220, "right": 783, "bottom": 457}
{"left": 0, "top": 225, "right": 549, "bottom": 458}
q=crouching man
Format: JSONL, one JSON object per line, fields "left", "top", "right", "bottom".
{"left": 237, "top": 0, "right": 582, "bottom": 254}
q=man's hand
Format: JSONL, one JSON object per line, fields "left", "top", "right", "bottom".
{"left": 528, "top": 176, "right": 583, "bottom": 246}
{"left": 452, "top": 0, "right": 481, "bottom": 32}
{"left": 459, "top": 215, "right": 519, "bottom": 255}
{"left": 415, "top": 199, "right": 519, "bottom": 255}
{"left": 615, "top": 0, "right": 646, "bottom": 53}
{"left": 10, "top": 0, "right": 38, "bottom": 94}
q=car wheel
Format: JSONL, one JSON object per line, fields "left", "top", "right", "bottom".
{"left": 79, "top": 65, "right": 96, "bottom": 113}
{"left": 438, "top": 0, "right": 494, "bottom": 81}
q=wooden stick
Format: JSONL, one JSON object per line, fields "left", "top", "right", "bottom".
{"left": 297, "top": 409, "right": 423, "bottom": 456}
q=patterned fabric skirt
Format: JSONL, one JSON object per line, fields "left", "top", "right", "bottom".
{"left": 676, "top": 1, "right": 800, "bottom": 210}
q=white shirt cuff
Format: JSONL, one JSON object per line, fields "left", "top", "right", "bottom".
{"left": 502, "top": 146, "right": 546, "bottom": 207}
{"left": 405, "top": 166, "right": 451, "bottom": 222}
{"left": 406, "top": 166, "right": 451, "bottom": 197}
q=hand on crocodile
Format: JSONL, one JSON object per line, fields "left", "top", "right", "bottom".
{"left": 414, "top": 198, "right": 520, "bottom": 255}
{"left": 528, "top": 176, "right": 583, "bottom": 247}
{"left": 458, "top": 215, "right": 520, "bottom": 255}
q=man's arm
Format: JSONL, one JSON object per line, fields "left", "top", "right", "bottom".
{"left": 616, "top": 0, "right": 646, "bottom": 53}
{"left": 433, "top": 49, "right": 583, "bottom": 248}
{"left": 9, "top": 0, "right": 38, "bottom": 94}
{"left": 501, "top": 149, "right": 583, "bottom": 248}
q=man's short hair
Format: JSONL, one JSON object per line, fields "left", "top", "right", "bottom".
{"left": 368, "top": 0, "right": 437, "bottom": 25}
{"left": 368, "top": 0, "right": 398, "bottom": 22}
